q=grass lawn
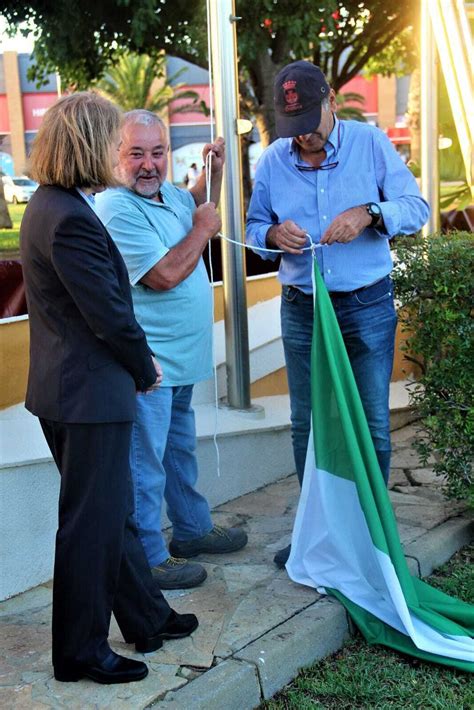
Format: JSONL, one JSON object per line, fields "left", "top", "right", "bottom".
{"left": 263, "top": 545, "right": 473, "bottom": 710}
{"left": 0, "top": 202, "right": 26, "bottom": 253}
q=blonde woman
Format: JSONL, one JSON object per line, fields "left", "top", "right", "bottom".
{"left": 21, "top": 92, "right": 198, "bottom": 685}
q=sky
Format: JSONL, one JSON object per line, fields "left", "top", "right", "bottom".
{"left": 0, "top": 17, "right": 35, "bottom": 54}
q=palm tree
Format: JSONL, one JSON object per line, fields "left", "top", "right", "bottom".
{"left": 336, "top": 91, "right": 367, "bottom": 122}
{"left": 96, "top": 52, "right": 203, "bottom": 115}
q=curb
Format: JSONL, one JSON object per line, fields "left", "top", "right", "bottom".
{"left": 234, "top": 598, "right": 349, "bottom": 700}
{"left": 153, "top": 659, "right": 261, "bottom": 710}
{"left": 404, "top": 515, "right": 473, "bottom": 577}
{"left": 150, "top": 513, "right": 473, "bottom": 709}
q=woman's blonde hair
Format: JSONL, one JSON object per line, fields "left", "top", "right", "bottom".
{"left": 29, "top": 92, "right": 121, "bottom": 188}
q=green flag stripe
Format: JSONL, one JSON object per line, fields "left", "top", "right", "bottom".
{"left": 328, "top": 588, "right": 474, "bottom": 673}
{"left": 410, "top": 576, "right": 474, "bottom": 636}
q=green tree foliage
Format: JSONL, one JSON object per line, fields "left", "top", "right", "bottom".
{"left": 235, "top": 1, "right": 417, "bottom": 143}
{"left": 392, "top": 233, "right": 474, "bottom": 506}
{"left": 1, "top": 0, "right": 202, "bottom": 88}
{"left": 95, "top": 52, "right": 202, "bottom": 115}
{"left": 364, "top": 28, "right": 417, "bottom": 78}
{"left": 4, "top": 1, "right": 418, "bottom": 144}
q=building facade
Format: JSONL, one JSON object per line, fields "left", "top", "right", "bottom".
{"left": 0, "top": 51, "right": 411, "bottom": 180}
{"left": 0, "top": 52, "right": 59, "bottom": 175}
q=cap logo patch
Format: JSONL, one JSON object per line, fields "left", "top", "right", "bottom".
{"left": 282, "top": 79, "right": 302, "bottom": 112}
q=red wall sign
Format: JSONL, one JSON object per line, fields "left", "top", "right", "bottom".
{"left": 339, "top": 76, "right": 378, "bottom": 115}
{"left": 22, "top": 93, "right": 59, "bottom": 131}
{"left": 0, "top": 96, "right": 10, "bottom": 133}
{"left": 168, "top": 85, "right": 211, "bottom": 125}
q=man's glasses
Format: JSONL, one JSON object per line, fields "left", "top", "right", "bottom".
{"left": 295, "top": 161, "right": 339, "bottom": 172}
{"left": 293, "top": 119, "right": 341, "bottom": 172}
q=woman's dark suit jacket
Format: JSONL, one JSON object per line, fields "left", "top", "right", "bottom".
{"left": 20, "top": 185, "right": 156, "bottom": 423}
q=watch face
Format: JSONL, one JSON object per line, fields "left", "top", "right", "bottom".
{"left": 368, "top": 202, "right": 381, "bottom": 217}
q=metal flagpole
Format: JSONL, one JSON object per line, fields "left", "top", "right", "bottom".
{"left": 208, "top": 0, "right": 254, "bottom": 411}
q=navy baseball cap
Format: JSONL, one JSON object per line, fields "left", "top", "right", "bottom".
{"left": 274, "top": 61, "right": 330, "bottom": 138}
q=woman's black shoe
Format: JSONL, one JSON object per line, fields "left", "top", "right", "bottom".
{"left": 54, "top": 651, "right": 148, "bottom": 684}
{"left": 134, "top": 610, "right": 199, "bottom": 653}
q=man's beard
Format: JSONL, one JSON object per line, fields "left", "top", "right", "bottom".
{"left": 127, "top": 171, "right": 162, "bottom": 199}
{"left": 132, "top": 184, "right": 161, "bottom": 199}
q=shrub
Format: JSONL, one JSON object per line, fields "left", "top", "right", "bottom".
{"left": 392, "top": 231, "right": 474, "bottom": 506}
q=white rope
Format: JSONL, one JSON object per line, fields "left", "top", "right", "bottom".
{"left": 205, "top": 150, "right": 213, "bottom": 204}
{"left": 217, "top": 232, "right": 324, "bottom": 253}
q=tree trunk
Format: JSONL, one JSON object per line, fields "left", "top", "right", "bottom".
{"left": 0, "top": 183, "right": 12, "bottom": 229}
{"left": 239, "top": 50, "right": 282, "bottom": 207}
{"left": 246, "top": 50, "right": 283, "bottom": 147}
{"left": 254, "top": 110, "right": 274, "bottom": 149}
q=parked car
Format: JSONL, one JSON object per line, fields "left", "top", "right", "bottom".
{"left": 1, "top": 175, "right": 38, "bottom": 204}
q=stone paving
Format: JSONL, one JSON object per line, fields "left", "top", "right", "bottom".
{"left": 0, "top": 424, "right": 471, "bottom": 709}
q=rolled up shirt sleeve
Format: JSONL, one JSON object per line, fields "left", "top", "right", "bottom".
{"left": 373, "top": 130, "right": 430, "bottom": 238}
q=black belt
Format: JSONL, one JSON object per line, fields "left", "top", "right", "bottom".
{"left": 288, "top": 276, "right": 388, "bottom": 299}
{"left": 328, "top": 276, "right": 388, "bottom": 298}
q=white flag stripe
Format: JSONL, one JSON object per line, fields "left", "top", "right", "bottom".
{"left": 287, "top": 433, "right": 474, "bottom": 662}
{"left": 376, "top": 549, "right": 474, "bottom": 660}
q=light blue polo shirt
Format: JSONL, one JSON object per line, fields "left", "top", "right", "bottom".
{"left": 96, "top": 183, "right": 212, "bottom": 386}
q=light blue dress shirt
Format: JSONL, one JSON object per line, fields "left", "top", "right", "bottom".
{"left": 96, "top": 184, "right": 212, "bottom": 387}
{"left": 246, "top": 117, "right": 430, "bottom": 293}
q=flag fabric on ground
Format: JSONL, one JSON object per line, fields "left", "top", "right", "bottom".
{"left": 286, "top": 263, "right": 474, "bottom": 672}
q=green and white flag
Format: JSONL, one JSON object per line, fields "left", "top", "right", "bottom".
{"left": 287, "top": 264, "right": 474, "bottom": 671}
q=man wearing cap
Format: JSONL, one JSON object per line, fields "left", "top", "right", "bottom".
{"left": 246, "top": 61, "right": 429, "bottom": 568}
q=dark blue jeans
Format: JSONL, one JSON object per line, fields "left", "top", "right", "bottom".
{"left": 281, "top": 275, "right": 397, "bottom": 485}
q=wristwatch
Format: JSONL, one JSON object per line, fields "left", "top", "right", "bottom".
{"left": 365, "top": 202, "right": 382, "bottom": 228}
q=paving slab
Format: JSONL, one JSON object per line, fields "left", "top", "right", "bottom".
{"left": 388, "top": 468, "right": 410, "bottom": 489}
{"left": 0, "top": 425, "right": 472, "bottom": 710}
{"left": 391, "top": 446, "right": 435, "bottom": 469}
{"left": 408, "top": 467, "right": 447, "bottom": 486}
{"left": 391, "top": 423, "right": 419, "bottom": 444}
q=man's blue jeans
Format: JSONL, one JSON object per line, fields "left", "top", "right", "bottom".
{"left": 281, "top": 275, "right": 397, "bottom": 485}
{"left": 130, "top": 385, "right": 213, "bottom": 566}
